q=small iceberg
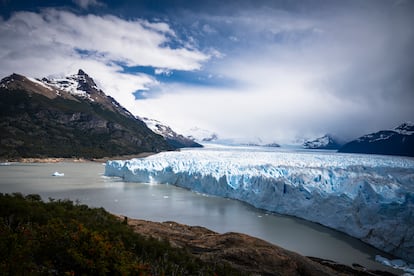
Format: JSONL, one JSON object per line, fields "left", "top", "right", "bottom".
{"left": 52, "top": 172, "right": 64, "bottom": 177}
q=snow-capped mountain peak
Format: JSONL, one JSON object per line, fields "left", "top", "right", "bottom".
{"left": 339, "top": 122, "right": 414, "bottom": 157}
{"left": 0, "top": 71, "right": 173, "bottom": 157}
{"left": 42, "top": 69, "right": 101, "bottom": 99}
{"left": 303, "top": 134, "right": 341, "bottom": 150}
{"left": 394, "top": 122, "right": 414, "bottom": 135}
{"left": 42, "top": 69, "right": 134, "bottom": 118}
{"left": 354, "top": 122, "right": 414, "bottom": 143}
{"left": 0, "top": 70, "right": 134, "bottom": 119}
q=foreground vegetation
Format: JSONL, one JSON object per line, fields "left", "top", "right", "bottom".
{"left": 0, "top": 193, "right": 239, "bottom": 275}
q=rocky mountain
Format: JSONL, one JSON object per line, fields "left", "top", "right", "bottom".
{"left": 41, "top": 69, "right": 133, "bottom": 118}
{"left": 0, "top": 70, "right": 172, "bottom": 159}
{"left": 139, "top": 117, "right": 202, "bottom": 148}
{"left": 303, "top": 134, "right": 342, "bottom": 150}
{"left": 338, "top": 122, "right": 414, "bottom": 157}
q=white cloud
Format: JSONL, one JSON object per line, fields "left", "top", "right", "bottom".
{"left": 0, "top": 9, "right": 211, "bottom": 72}
{"left": 72, "top": 0, "right": 104, "bottom": 10}
{"left": 135, "top": 3, "right": 414, "bottom": 143}
{"left": 0, "top": 9, "right": 211, "bottom": 115}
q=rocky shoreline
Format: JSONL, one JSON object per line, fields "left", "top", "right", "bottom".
{"left": 122, "top": 216, "right": 398, "bottom": 276}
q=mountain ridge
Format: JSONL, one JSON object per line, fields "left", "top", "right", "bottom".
{"left": 338, "top": 122, "right": 414, "bottom": 157}
{"left": 0, "top": 70, "right": 172, "bottom": 159}
{"left": 303, "top": 134, "right": 342, "bottom": 150}
{"left": 139, "top": 117, "right": 202, "bottom": 148}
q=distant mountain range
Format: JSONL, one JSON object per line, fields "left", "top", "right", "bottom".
{"left": 0, "top": 70, "right": 173, "bottom": 159}
{"left": 303, "top": 124, "right": 414, "bottom": 157}
{"left": 183, "top": 128, "right": 281, "bottom": 148}
{"left": 139, "top": 117, "right": 202, "bottom": 148}
{"left": 338, "top": 122, "right": 414, "bottom": 157}
{"left": 303, "top": 135, "right": 342, "bottom": 150}
{"left": 1, "top": 70, "right": 412, "bottom": 158}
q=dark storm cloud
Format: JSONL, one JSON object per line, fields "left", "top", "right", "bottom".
{"left": 135, "top": 0, "right": 414, "bottom": 142}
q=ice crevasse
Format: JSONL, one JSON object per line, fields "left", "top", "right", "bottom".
{"left": 105, "top": 148, "right": 414, "bottom": 263}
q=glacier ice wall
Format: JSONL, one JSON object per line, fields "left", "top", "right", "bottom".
{"left": 105, "top": 148, "right": 414, "bottom": 262}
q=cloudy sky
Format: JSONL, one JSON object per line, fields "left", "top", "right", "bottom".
{"left": 1, "top": 0, "right": 413, "bottom": 143}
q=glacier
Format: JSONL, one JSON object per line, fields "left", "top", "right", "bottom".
{"left": 105, "top": 146, "right": 414, "bottom": 262}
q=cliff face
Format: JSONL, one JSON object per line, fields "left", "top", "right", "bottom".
{"left": 0, "top": 72, "right": 172, "bottom": 159}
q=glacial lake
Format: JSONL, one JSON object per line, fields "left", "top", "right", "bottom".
{"left": 0, "top": 161, "right": 401, "bottom": 274}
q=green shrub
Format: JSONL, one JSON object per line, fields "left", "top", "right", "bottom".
{"left": 0, "top": 193, "right": 240, "bottom": 275}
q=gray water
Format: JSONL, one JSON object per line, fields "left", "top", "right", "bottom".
{"left": 0, "top": 161, "right": 400, "bottom": 274}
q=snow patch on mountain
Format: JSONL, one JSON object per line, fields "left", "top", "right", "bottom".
{"left": 140, "top": 117, "right": 202, "bottom": 148}
{"left": 356, "top": 122, "right": 414, "bottom": 143}
{"left": 303, "top": 134, "right": 341, "bottom": 149}
{"left": 141, "top": 117, "right": 176, "bottom": 139}
{"left": 42, "top": 72, "right": 96, "bottom": 99}
{"left": 1, "top": 70, "right": 138, "bottom": 121}
{"left": 106, "top": 147, "right": 414, "bottom": 263}
{"left": 39, "top": 69, "right": 110, "bottom": 105}
{"left": 339, "top": 122, "right": 414, "bottom": 157}
{"left": 394, "top": 122, "right": 414, "bottom": 135}
{"left": 26, "top": 77, "right": 54, "bottom": 91}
